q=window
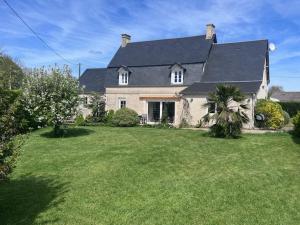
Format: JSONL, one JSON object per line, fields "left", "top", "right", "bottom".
{"left": 119, "top": 72, "right": 128, "bottom": 85}
{"left": 208, "top": 102, "right": 216, "bottom": 113}
{"left": 171, "top": 69, "right": 183, "bottom": 84}
{"left": 83, "top": 96, "right": 88, "bottom": 105}
{"left": 119, "top": 100, "right": 126, "bottom": 108}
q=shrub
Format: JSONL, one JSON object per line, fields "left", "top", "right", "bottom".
{"left": 179, "top": 118, "right": 190, "bottom": 128}
{"left": 195, "top": 120, "right": 203, "bottom": 128}
{"left": 105, "top": 110, "right": 115, "bottom": 124}
{"left": 74, "top": 114, "right": 85, "bottom": 126}
{"left": 88, "top": 94, "right": 106, "bottom": 122}
{"left": 141, "top": 123, "right": 174, "bottom": 129}
{"left": 283, "top": 111, "right": 290, "bottom": 126}
{"left": 204, "top": 84, "right": 249, "bottom": 138}
{"left": 210, "top": 122, "right": 243, "bottom": 138}
{"left": 0, "top": 135, "right": 24, "bottom": 180}
{"left": 293, "top": 112, "right": 300, "bottom": 137}
{"left": 112, "top": 108, "right": 139, "bottom": 127}
{"left": 255, "top": 100, "right": 285, "bottom": 129}
{"left": 278, "top": 102, "right": 300, "bottom": 117}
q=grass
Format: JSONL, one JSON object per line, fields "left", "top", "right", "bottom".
{"left": 0, "top": 126, "right": 299, "bottom": 225}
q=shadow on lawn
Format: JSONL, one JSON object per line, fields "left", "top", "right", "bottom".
{"left": 0, "top": 176, "right": 68, "bottom": 225}
{"left": 291, "top": 133, "right": 300, "bottom": 145}
{"left": 40, "top": 127, "right": 95, "bottom": 138}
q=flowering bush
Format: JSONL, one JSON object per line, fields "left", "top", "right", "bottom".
{"left": 255, "top": 100, "right": 285, "bottom": 129}
{"left": 22, "top": 66, "right": 80, "bottom": 135}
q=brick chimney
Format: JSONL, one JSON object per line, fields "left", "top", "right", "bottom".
{"left": 121, "top": 34, "right": 131, "bottom": 47}
{"left": 206, "top": 24, "right": 215, "bottom": 40}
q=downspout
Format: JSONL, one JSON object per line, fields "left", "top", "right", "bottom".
{"left": 252, "top": 93, "right": 256, "bottom": 129}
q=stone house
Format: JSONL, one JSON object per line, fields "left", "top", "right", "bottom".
{"left": 79, "top": 24, "right": 270, "bottom": 128}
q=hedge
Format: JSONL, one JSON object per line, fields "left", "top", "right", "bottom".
{"left": 278, "top": 102, "right": 300, "bottom": 117}
{"left": 293, "top": 112, "right": 300, "bottom": 137}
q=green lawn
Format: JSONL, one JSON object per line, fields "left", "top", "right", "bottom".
{"left": 0, "top": 127, "right": 300, "bottom": 225}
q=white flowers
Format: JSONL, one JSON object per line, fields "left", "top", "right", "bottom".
{"left": 21, "top": 65, "right": 80, "bottom": 128}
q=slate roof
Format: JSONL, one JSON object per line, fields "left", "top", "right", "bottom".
{"left": 79, "top": 68, "right": 111, "bottom": 93}
{"left": 180, "top": 81, "right": 262, "bottom": 95}
{"left": 271, "top": 91, "right": 300, "bottom": 102}
{"left": 106, "top": 63, "right": 203, "bottom": 87}
{"left": 200, "top": 40, "right": 269, "bottom": 83}
{"left": 108, "top": 35, "right": 214, "bottom": 67}
{"left": 80, "top": 63, "right": 205, "bottom": 91}
{"left": 79, "top": 36, "right": 269, "bottom": 95}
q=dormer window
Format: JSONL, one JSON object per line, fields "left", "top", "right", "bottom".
{"left": 170, "top": 64, "right": 184, "bottom": 85}
{"left": 119, "top": 72, "right": 128, "bottom": 85}
{"left": 118, "top": 66, "right": 130, "bottom": 85}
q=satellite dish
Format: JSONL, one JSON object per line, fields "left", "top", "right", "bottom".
{"left": 269, "top": 43, "right": 276, "bottom": 52}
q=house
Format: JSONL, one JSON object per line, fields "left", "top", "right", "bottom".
{"left": 79, "top": 24, "right": 270, "bottom": 128}
{"left": 271, "top": 90, "right": 300, "bottom": 102}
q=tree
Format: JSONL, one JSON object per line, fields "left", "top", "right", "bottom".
{"left": 88, "top": 93, "right": 106, "bottom": 122}
{"left": 203, "top": 84, "right": 249, "bottom": 138}
{"left": 22, "top": 66, "right": 80, "bottom": 135}
{"left": 0, "top": 52, "right": 24, "bottom": 90}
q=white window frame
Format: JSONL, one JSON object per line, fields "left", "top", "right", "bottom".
{"left": 119, "top": 99, "right": 127, "bottom": 109}
{"left": 171, "top": 68, "right": 183, "bottom": 85}
{"left": 119, "top": 71, "right": 128, "bottom": 85}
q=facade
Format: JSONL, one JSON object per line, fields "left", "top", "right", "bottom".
{"left": 79, "top": 24, "right": 270, "bottom": 128}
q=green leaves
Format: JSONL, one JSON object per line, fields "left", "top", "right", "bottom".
{"left": 255, "top": 100, "right": 285, "bottom": 129}
{"left": 204, "top": 84, "right": 249, "bottom": 138}
{"left": 0, "top": 53, "right": 24, "bottom": 90}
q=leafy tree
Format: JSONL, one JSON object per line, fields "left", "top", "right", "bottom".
{"left": 22, "top": 66, "right": 80, "bottom": 135}
{"left": 0, "top": 52, "right": 24, "bottom": 90}
{"left": 203, "top": 84, "right": 249, "bottom": 138}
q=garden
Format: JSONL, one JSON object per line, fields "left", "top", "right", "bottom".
{"left": 1, "top": 53, "right": 300, "bottom": 224}
{"left": 0, "top": 126, "right": 300, "bottom": 225}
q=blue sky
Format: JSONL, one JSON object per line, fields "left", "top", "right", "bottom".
{"left": 1, "top": 0, "right": 300, "bottom": 91}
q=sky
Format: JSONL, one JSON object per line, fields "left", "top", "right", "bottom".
{"left": 1, "top": 0, "right": 300, "bottom": 91}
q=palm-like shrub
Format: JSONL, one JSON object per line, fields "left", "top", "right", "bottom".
{"left": 203, "top": 85, "right": 249, "bottom": 138}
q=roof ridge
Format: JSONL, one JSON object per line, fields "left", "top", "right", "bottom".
{"left": 214, "top": 39, "right": 268, "bottom": 46}
{"left": 86, "top": 68, "right": 108, "bottom": 70}
{"left": 276, "top": 91, "right": 300, "bottom": 94}
{"left": 128, "top": 35, "right": 206, "bottom": 45}
{"left": 196, "top": 80, "right": 262, "bottom": 84}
